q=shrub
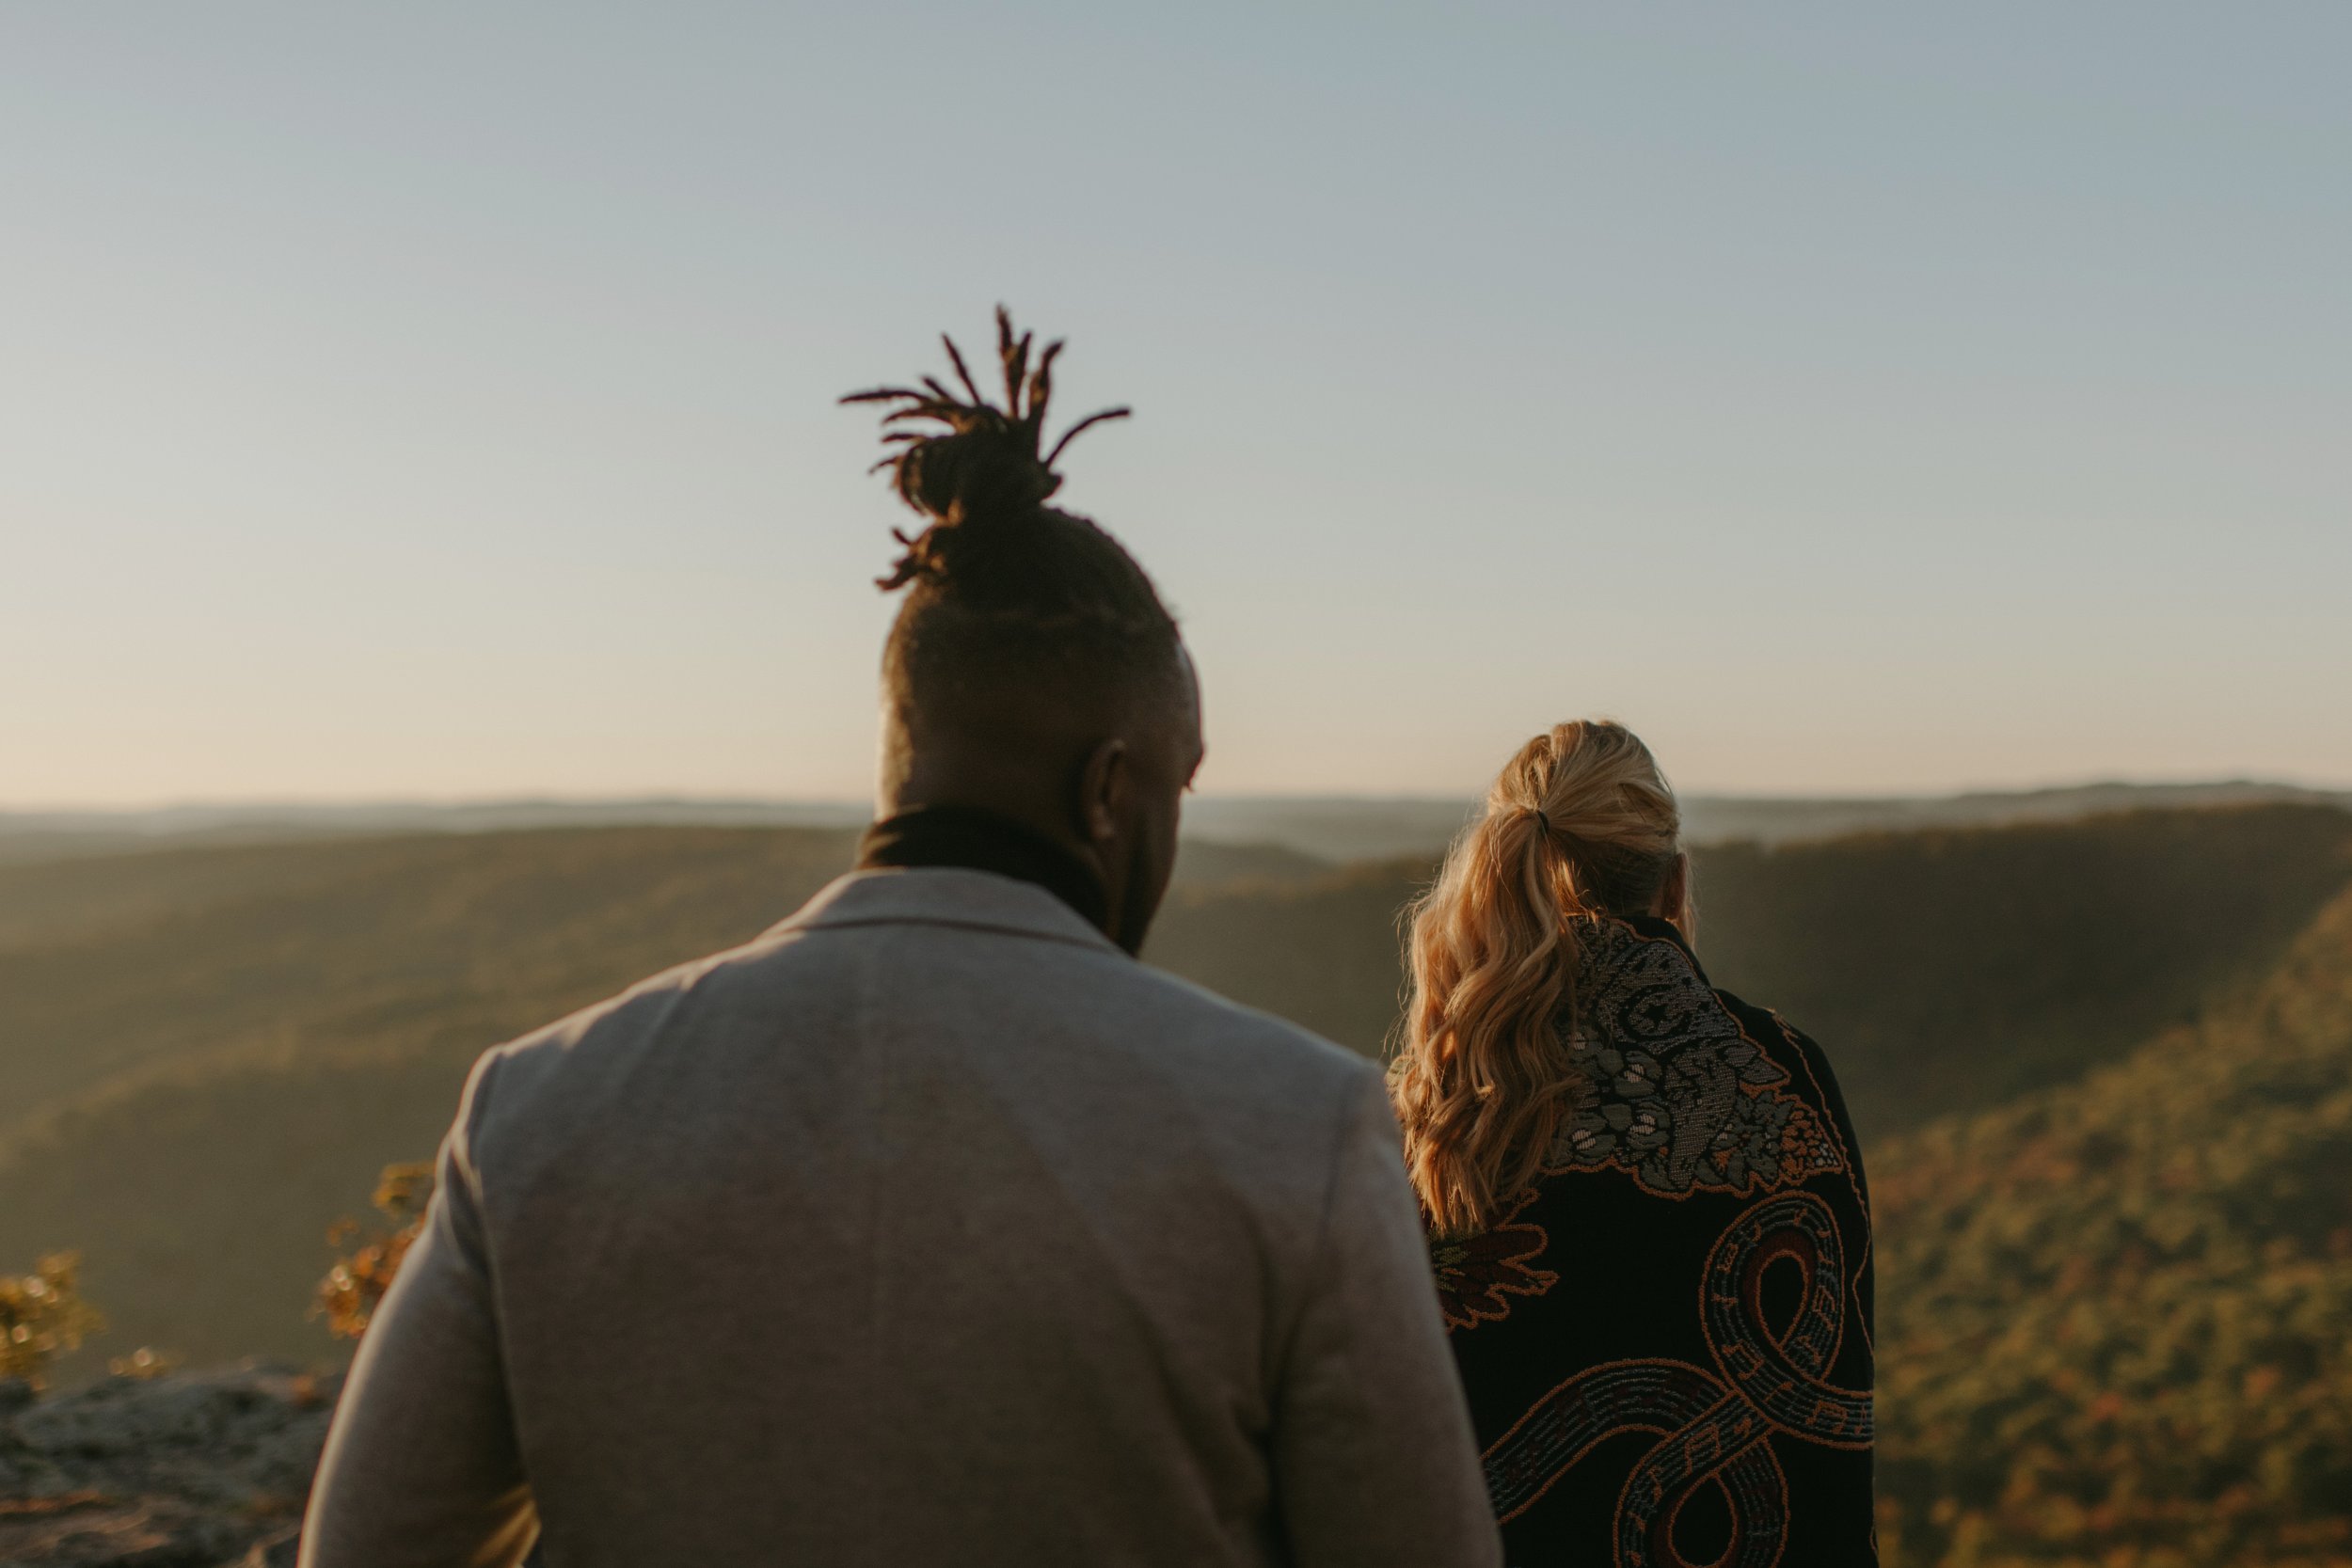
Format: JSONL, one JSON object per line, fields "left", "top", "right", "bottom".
{"left": 0, "top": 1253, "right": 106, "bottom": 1386}
{"left": 315, "top": 1163, "right": 434, "bottom": 1340}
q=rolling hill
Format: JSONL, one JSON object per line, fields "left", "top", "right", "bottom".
{"left": 1156, "top": 803, "right": 2352, "bottom": 1137}
{"left": 0, "top": 825, "right": 1333, "bottom": 1368}
{"left": 2, "top": 802, "right": 2348, "bottom": 1396}
{"left": 1695, "top": 805, "right": 2352, "bottom": 1134}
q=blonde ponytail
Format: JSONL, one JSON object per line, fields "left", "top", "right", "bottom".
{"left": 1391, "top": 721, "right": 1686, "bottom": 1236}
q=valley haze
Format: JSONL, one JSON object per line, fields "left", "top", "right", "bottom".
{"left": 4, "top": 779, "right": 2346, "bottom": 865}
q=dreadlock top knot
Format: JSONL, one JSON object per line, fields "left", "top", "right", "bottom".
{"left": 843, "top": 306, "right": 1132, "bottom": 592}
{"left": 891, "top": 419, "right": 1060, "bottom": 523}
{"left": 846, "top": 309, "right": 1183, "bottom": 737}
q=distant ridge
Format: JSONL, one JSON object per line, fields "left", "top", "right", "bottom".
{"left": 1680, "top": 779, "right": 2352, "bottom": 850}
{"left": 1, "top": 780, "right": 2344, "bottom": 865}
{"left": 0, "top": 799, "right": 872, "bottom": 866}
{"left": 1190, "top": 781, "right": 2352, "bottom": 858}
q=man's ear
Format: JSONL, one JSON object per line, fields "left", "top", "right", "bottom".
{"left": 1077, "top": 737, "right": 1131, "bottom": 848}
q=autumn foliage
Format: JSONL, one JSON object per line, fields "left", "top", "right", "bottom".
{"left": 1870, "top": 882, "right": 2352, "bottom": 1567}
{"left": 315, "top": 1163, "right": 435, "bottom": 1340}
{"left": 0, "top": 1252, "right": 105, "bottom": 1387}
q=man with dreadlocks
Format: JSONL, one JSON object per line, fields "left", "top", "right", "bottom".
{"left": 301, "top": 311, "right": 1501, "bottom": 1568}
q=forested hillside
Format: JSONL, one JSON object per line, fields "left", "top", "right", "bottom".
{"left": 1157, "top": 804, "right": 2352, "bottom": 1138}
{"left": 0, "top": 826, "right": 1324, "bottom": 1367}
{"left": 1698, "top": 804, "right": 2352, "bottom": 1134}
{"left": 0, "top": 828, "right": 860, "bottom": 1142}
{"left": 1871, "top": 879, "right": 2352, "bottom": 1566}
{"left": 0, "top": 828, "right": 862, "bottom": 1370}
{"left": 2, "top": 802, "right": 2346, "bottom": 1391}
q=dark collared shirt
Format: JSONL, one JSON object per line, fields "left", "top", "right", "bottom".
{"left": 856, "top": 805, "right": 1111, "bottom": 936}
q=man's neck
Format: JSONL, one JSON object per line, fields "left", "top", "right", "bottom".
{"left": 856, "top": 804, "right": 1113, "bottom": 938}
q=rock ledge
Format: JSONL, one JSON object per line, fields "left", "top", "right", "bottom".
{"left": 0, "top": 1364, "right": 340, "bottom": 1568}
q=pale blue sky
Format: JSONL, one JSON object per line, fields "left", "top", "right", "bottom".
{"left": 4, "top": 4, "right": 2346, "bottom": 805}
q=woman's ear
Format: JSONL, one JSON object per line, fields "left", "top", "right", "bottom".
{"left": 1661, "top": 851, "right": 1694, "bottom": 938}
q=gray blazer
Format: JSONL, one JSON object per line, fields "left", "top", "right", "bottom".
{"left": 303, "top": 867, "right": 1502, "bottom": 1568}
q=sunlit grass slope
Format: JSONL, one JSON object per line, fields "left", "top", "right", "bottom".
{"left": 1872, "top": 879, "right": 2352, "bottom": 1568}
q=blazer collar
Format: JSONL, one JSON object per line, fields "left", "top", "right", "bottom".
{"left": 768, "top": 866, "right": 1123, "bottom": 955}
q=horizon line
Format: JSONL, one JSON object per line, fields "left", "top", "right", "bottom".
{"left": 5, "top": 774, "right": 2348, "bottom": 822}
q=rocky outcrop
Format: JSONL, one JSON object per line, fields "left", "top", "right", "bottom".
{"left": 0, "top": 1365, "right": 340, "bottom": 1567}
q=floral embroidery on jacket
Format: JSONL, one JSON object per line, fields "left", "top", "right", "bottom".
{"left": 1432, "top": 1193, "right": 1559, "bottom": 1330}
{"left": 1542, "top": 919, "right": 1845, "bottom": 1197}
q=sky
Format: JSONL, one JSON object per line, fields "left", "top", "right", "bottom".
{"left": 4, "top": 3, "right": 2346, "bottom": 806}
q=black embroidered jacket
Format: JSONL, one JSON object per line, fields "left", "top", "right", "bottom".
{"left": 1435, "top": 915, "right": 1876, "bottom": 1568}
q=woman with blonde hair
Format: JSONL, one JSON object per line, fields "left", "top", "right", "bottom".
{"left": 1392, "top": 721, "right": 1875, "bottom": 1567}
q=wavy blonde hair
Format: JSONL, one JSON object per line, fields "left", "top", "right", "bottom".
{"left": 1391, "top": 721, "right": 1689, "bottom": 1237}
